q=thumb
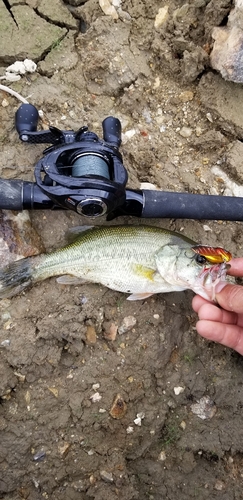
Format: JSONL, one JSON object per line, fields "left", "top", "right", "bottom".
{"left": 215, "top": 283, "right": 243, "bottom": 313}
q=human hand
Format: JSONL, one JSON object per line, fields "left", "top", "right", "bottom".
{"left": 192, "top": 258, "right": 243, "bottom": 354}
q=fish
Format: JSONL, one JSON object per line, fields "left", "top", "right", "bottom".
{"left": 0, "top": 225, "right": 232, "bottom": 301}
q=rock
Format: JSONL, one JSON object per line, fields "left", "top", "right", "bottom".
{"left": 211, "top": 165, "right": 243, "bottom": 197}
{"left": 174, "top": 386, "right": 185, "bottom": 395}
{"left": 134, "top": 412, "right": 145, "bottom": 426}
{"left": 126, "top": 426, "right": 134, "bottom": 434}
{"left": 109, "top": 393, "right": 127, "bottom": 419}
{"left": 178, "top": 90, "right": 194, "bottom": 102}
{"left": 100, "top": 470, "right": 114, "bottom": 483}
{"left": 179, "top": 126, "right": 193, "bottom": 138}
{"left": 118, "top": 316, "right": 137, "bottom": 334}
{"left": 0, "top": 210, "right": 44, "bottom": 267}
{"left": 90, "top": 392, "right": 102, "bottom": 403}
{"left": 190, "top": 396, "right": 217, "bottom": 420}
{"left": 181, "top": 46, "right": 208, "bottom": 82}
{"left": 214, "top": 480, "right": 225, "bottom": 491}
{"left": 154, "top": 6, "right": 169, "bottom": 29}
{"left": 210, "top": 0, "right": 243, "bottom": 82}
{"left": 85, "top": 325, "right": 97, "bottom": 344}
{"left": 103, "top": 321, "right": 118, "bottom": 341}
{"left": 58, "top": 442, "right": 71, "bottom": 457}
{"left": 99, "top": 0, "right": 118, "bottom": 20}
{"left": 158, "top": 450, "right": 166, "bottom": 461}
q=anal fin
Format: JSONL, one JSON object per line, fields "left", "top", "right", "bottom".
{"left": 127, "top": 292, "right": 155, "bottom": 301}
{"left": 56, "top": 275, "right": 88, "bottom": 285}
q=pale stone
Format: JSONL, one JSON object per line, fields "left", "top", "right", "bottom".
{"left": 154, "top": 6, "right": 169, "bottom": 29}
{"left": 210, "top": 0, "right": 243, "bottom": 82}
{"left": 99, "top": 0, "right": 118, "bottom": 20}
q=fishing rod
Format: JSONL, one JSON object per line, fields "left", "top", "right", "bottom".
{"left": 1, "top": 102, "right": 243, "bottom": 221}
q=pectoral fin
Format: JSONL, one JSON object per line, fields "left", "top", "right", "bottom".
{"left": 127, "top": 292, "right": 155, "bottom": 301}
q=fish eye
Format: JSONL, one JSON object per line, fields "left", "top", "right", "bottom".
{"left": 195, "top": 254, "right": 207, "bottom": 265}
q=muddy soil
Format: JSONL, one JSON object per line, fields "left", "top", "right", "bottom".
{"left": 1, "top": 1, "right": 243, "bottom": 499}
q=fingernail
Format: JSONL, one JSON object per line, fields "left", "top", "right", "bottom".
{"left": 215, "top": 282, "right": 228, "bottom": 293}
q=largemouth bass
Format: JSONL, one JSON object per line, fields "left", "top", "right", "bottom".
{"left": 0, "top": 225, "right": 232, "bottom": 300}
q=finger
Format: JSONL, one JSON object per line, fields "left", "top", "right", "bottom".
{"left": 215, "top": 284, "right": 243, "bottom": 314}
{"left": 196, "top": 320, "right": 243, "bottom": 355}
{"left": 197, "top": 302, "right": 238, "bottom": 325}
{"left": 192, "top": 295, "right": 211, "bottom": 313}
{"left": 227, "top": 258, "right": 243, "bottom": 277}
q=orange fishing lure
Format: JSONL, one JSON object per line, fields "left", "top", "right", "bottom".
{"left": 192, "top": 245, "right": 232, "bottom": 264}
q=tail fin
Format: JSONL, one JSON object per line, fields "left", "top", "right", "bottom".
{"left": 0, "top": 258, "right": 33, "bottom": 299}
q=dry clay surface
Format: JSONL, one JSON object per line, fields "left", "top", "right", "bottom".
{"left": 1, "top": 1, "right": 243, "bottom": 499}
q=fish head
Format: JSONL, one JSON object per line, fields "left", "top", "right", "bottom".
{"left": 155, "top": 241, "right": 231, "bottom": 301}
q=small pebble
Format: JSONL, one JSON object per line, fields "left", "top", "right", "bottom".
{"left": 174, "top": 386, "right": 185, "bottom": 395}
{"left": 0, "top": 339, "right": 10, "bottom": 347}
{"left": 90, "top": 392, "right": 102, "bottom": 403}
{"left": 179, "top": 91, "right": 194, "bottom": 102}
{"left": 203, "top": 225, "right": 212, "bottom": 232}
{"left": 154, "top": 6, "right": 169, "bottom": 28}
{"left": 191, "top": 396, "right": 217, "bottom": 420}
{"left": 158, "top": 450, "right": 166, "bottom": 461}
{"left": 103, "top": 321, "right": 118, "bottom": 341}
{"left": 13, "top": 371, "right": 26, "bottom": 383}
{"left": 134, "top": 412, "right": 145, "bottom": 426}
{"left": 206, "top": 112, "right": 213, "bottom": 122}
{"left": 123, "top": 129, "right": 136, "bottom": 140}
{"left": 118, "top": 316, "right": 137, "bottom": 334}
{"left": 58, "top": 442, "right": 70, "bottom": 457}
{"left": 195, "top": 126, "right": 203, "bottom": 136}
{"left": 214, "top": 480, "right": 225, "bottom": 491}
{"left": 86, "top": 325, "right": 97, "bottom": 344}
{"left": 99, "top": 0, "right": 118, "bottom": 20}
{"left": 100, "top": 470, "right": 114, "bottom": 483}
{"left": 179, "top": 127, "right": 193, "bottom": 138}
{"left": 48, "top": 387, "right": 58, "bottom": 398}
{"left": 126, "top": 426, "right": 134, "bottom": 434}
{"left": 1, "top": 98, "right": 9, "bottom": 107}
{"left": 109, "top": 393, "right": 127, "bottom": 419}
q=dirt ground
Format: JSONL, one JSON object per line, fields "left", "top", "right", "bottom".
{"left": 1, "top": 1, "right": 243, "bottom": 499}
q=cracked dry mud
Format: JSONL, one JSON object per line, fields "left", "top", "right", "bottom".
{"left": 1, "top": 1, "right": 243, "bottom": 499}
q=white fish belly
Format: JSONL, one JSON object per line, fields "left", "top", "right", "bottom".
{"left": 68, "top": 260, "right": 185, "bottom": 295}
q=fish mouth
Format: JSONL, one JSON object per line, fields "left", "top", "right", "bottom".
{"left": 197, "top": 262, "right": 231, "bottom": 300}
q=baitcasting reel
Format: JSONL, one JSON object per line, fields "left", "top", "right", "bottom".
{"left": 14, "top": 103, "right": 128, "bottom": 218}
